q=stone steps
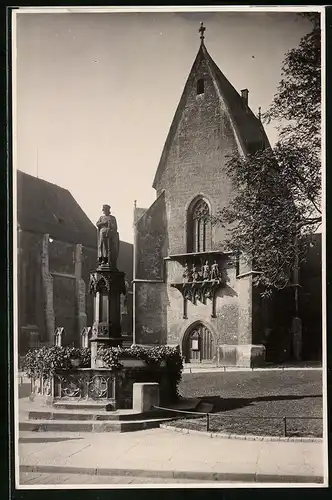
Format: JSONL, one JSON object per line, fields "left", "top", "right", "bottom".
{"left": 19, "top": 417, "right": 174, "bottom": 433}
{"left": 26, "top": 408, "right": 173, "bottom": 422}
{"left": 19, "top": 397, "right": 202, "bottom": 433}
{"left": 52, "top": 401, "right": 114, "bottom": 411}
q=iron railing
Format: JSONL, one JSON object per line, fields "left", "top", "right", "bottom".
{"left": 153, "top": 405, "right": 323, "bottom": 437}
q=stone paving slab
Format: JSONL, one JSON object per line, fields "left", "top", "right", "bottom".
{"left": 19, "top": 471, "right": 209, "bottom": 486}
{"left": 17, "top": 428, "right": 326, "bottom": 485}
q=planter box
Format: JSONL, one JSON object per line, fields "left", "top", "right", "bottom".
{"left": 28, "top": 362, "right": 178, "bottom": 410}
{"left": 121, "top": 359, "right": 146, "bottom": 368}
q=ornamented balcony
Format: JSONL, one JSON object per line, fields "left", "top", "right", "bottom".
{"left": 166, "top": 250, "right": 234, "bottom": 318}
{"left": 170, "top": 278, "right": 226, "bottom": 306}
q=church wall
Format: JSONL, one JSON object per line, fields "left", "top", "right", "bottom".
{"left": 135, "top": 282, "right": 168, "bottom": 345}
{"left": 81, "top": 246, "right": 97, "bottom": 329}
{"left": 135, "top": 193, "right": 167, "bottom": 282}
{"left": 165, "top": 258, "right": 254, "bottom": 354}
{"left": 148, "top": 56, "right": 260, "bottom": 364}
{"left": 135, "top": 40, "right": 322, "bottom": 366}
{"left": 18, "top": 230, "right": 46, "bottom": 355}
{"left": 299, "top": 234, "right": 322, "bottom": 361}
{"left": 53, "top": 274, "right": 77, "bottom": 346}
{"left": 134, "top": 193, "right": 168, "bottom": 345}
{"left": 155, "top": 56, "right": 239, "bottom": 255}
{"left": 18, "top": 230, "right": 100, "bottom": 355}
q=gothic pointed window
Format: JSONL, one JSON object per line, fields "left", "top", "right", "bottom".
{"left": 187, "top": 197, "right": 211, "bottom": 253}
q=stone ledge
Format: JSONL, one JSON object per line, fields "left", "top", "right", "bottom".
{"left": 160, "top": 424, "right": 323, "bottom": 443}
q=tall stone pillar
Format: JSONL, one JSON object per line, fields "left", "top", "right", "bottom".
{"left": 89, "top": 267, "right": 126, "bottom": 367}
{"left": 41, "top": 234, "right": 55, "bottom": 344}
{"left": 89, "top": 205, "right": 126, "bottom": 368}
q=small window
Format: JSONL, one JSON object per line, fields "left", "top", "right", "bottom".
{"left": 197, "top": 78, "right": 204, "bottom": 95}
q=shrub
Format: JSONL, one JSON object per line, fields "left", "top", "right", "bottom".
{"left": 22, "top": 344, "right": 184, "bottom": 397}
{"left": 22, "top": 346, "right": 91, "bottom": 379}
{"left": 98, "top": 344, "right": 184, "bottom": 396}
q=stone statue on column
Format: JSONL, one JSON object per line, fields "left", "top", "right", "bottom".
{"left": 96, "top": 204, "right": 120, "bottom": 268}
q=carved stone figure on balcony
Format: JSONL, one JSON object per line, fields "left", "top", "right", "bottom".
{"left": 192, "top": 263, "right": 200, "bottom": 282}
{"left": 202, "top": 261, "right": 211, "bottom": 281}
{"left": 195, "top": 287, "right": 202, "bottom": 302}
{"left": 211, "top": 260, "right": 221, "bottom": 281}
{"left": 184, "top": 286, "right": 193, "bottom": 301}
{"left": 96, "top": 204, "right": 120, "bottom": 268}
{"left": 183, "top": 262, "right": 192, "bottom": 283}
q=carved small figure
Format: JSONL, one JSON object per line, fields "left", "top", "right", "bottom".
{"left": 204, "top": 286, "right": 213, "bottom": 299}
{"left": 54, "top": 327, "right": 64, "bottom": 347}
{"left": 184, "top": 286, "right": 193, "bottom": 301}
{"left": 192, "top": 263, "right": 200, "bottom": 282}
{"left": 96, "top": 204, "right": 120, "bottom": 267}
{"left": 202, "top": 260, "right": 211, "bottom": 281}
{"left": 194, "top": 287, "right": 202, "bottom": 302}
{"left": 211, "top": 260, "right": 221, "bottom": 281}
{"left": 183, "top": 262, "right": 192, "bottom": 283}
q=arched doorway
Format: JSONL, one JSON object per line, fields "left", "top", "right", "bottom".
{"left": 183, "top": 322, "right": 214, "bottom": 363}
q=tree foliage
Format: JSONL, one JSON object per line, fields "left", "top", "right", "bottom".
{"left": 215, "top": 13, "right": 321, "bottom": 294}
{"left": 265, "top": 12, "right": 321, "bottom": 153}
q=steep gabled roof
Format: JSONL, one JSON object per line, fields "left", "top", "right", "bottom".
{"left": 152, "top": 42, "right": 269, "bottom": 189}
{"left": 17, "top": 170, "right": 97, "bottom": 248}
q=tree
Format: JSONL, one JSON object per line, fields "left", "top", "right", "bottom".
{"left": 214, "top": 13, "right": 321, "bottom": 296}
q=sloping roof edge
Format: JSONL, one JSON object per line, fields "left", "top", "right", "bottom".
{"left": 152, "top": 46, "right": 204, "bottom": 189}
{"left": 152, "top": 42, "right": 270, "bottom": 190}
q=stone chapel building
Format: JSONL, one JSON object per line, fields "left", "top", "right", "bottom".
{"left": 133, "top": 27, "right": 322, "bottom": 366}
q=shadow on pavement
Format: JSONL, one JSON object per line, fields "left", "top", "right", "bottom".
{"left": 19, "top": 437, "right": 83, "bottom": 443}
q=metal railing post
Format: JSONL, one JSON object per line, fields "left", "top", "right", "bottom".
{"left": 151, "top": 406, "right": 321, "bottom": 438}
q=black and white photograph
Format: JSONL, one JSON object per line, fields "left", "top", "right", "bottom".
{"left": 12, "top": 5, "right": 327, "bottom": 489}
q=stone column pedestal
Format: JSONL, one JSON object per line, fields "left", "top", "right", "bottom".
{"left": 89, "top": 265, "right": 126, "bottom": 368}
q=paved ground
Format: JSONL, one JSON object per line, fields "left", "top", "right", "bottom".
{"left": 18, "top": 427, "right": 325, "bottom": 486}
{"left": 19, "top": 471, "right": 208, "bottom": 485}
{"left": 17, "top": 369, "right": 326, "bottom": 486}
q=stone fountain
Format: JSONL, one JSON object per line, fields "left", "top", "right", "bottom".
{"left": 28, "top": 205, "right": 177, "bottom": 411}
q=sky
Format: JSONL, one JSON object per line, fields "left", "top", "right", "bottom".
{"left": 14, "top": 8, "right": 314, "bottom": 244}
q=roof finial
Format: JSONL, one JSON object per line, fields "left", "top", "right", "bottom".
{"left": 258, "top": 106, "right": 262, "bottom": 121}
{"left": 134, "top": 200, "right": 137, "bottom": 209}
{"left": 199, "top": 22, "right": 206, "bottom": 43}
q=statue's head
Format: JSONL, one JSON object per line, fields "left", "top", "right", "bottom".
{"left": 205, "top": 260, "right": 208, "bottom": 265}
{"left": 102, "top": 204, "right": 111, "bottom": 215}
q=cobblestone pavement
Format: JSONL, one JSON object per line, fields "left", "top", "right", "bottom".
{"left": 19, "top": 471, "right": 210, "bottom": 485}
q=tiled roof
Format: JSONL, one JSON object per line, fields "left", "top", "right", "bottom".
{"left": 17, "top": 170, "right": 97, "bottom": 248}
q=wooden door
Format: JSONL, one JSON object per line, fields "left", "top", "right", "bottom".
{"left": 186, "top": 323, "right": 214, "bottom": 363}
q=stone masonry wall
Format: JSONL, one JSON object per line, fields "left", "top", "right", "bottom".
{"left": 151, "top": 53, "right": 253, "bottom": 353}
{"left": 155, "top": 55, "right": 240, "bottom": 255}
{"left": 166, "top": 258, "right": 252, "bottom": 351}
{"left": 134, "top": 193, "right": 168, "bottom": 344}
{"left": 18, "top": 230, "right": 97, "bottom": 352}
